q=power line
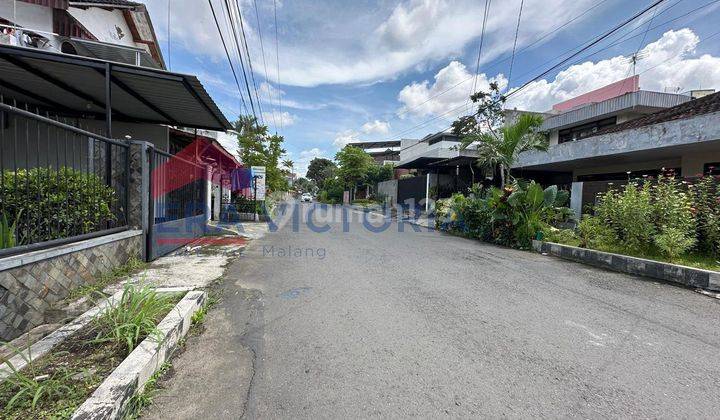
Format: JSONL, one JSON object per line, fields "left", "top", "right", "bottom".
{"left": 207, "top": 0, "right": 248, "bottom": 119}
{"left": 505, "top": 0, "right": 668, "bottom": 101}
{"left": 222, "top": 0, "right": 259, "bottom": 123}
{"left": 467, "top": 0, "right": 491, "bottom": 113}
{"left": 507, "top": 0, "right": 524, "bottom": 85}
{"left": 252, "top": 0, "right": 280, "bottom": 133}
{"left": 273, "top": 0, "right": 283, "bottom": 132}
{"left": 234, "top": 0, "right": 266, "bottom": 126}
{"left": 395, "top": 0, "right": 612, "bottom": 121}
{"left": 505, "top": 0, "right": 700, "bottom": 88}
{"left": 386, "top": 0, "right": 671, "bottom": 141}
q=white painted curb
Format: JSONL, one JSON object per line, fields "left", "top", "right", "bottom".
{"left": 71, "top": 290, "right": 206, "bottom": 420}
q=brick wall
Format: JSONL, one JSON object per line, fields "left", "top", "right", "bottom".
{"left": 0, "top": 232, "right": 142, "bottom": 341}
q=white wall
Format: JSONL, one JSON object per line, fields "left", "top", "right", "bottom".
{"left": 67, "top": 7, "right": 136, "bottom": 47}
{"left": 0, "top": 2, "right": 53, "bottom": 31}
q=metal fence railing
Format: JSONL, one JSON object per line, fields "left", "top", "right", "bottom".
{"left": 0, "top": 97, "right": 129, "bottom": 257}
{"left": 148, "top": 148, "right": 205, "bottom": 224}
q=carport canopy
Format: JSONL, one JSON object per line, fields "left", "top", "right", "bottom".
{"left": 0, "top": 45, "right": 231, "bottom": 131}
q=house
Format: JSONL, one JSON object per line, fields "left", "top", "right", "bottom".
{"left": 0, "top": 2, "right": 238, "bottom": 339}
{"left": 512, "top": 77, "right": 720, "bottom": 215}
{"left": 0, "top": 0, "right": 164, "bottom": 68}
{"left": 371, "top": 132, "right": 482, "bottom": 210}
{"left": 346, "top": 140, "right": 402, "bottom": 165}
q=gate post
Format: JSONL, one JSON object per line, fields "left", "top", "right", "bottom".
{"left": 127, "top": 141, "right": 153, "bottom": 261}
{"left": 205, "top": 165, "right": 213, "bottom": 224}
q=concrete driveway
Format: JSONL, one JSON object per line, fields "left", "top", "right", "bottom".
{"left": 145, "top": 203, "right": 720, "bottom": 418}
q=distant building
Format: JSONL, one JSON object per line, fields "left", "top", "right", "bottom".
{"left": 512, "top": 76, "right": 719, "bottom": 215}
{"left": 0, "top": 0, "right": 164, "bottom": 68}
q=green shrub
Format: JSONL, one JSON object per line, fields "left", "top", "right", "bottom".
{"left": 691, "top": 175, "right": 720, "bottom": 256}
{"left": 436, "top": 181, "right": 573, "bottom": 249}
{"left": 654, "top": 226, "right": 696, "bottom": 262}
{"left": 577, "top": 215, "right": 619, "bottom": 252}
{"left": 90, "top": 283, "right": 174, "bottom": 355}
{"left": 545, "top": 227, "right": 581, "bottom": 247}
{"left": 319, "top": 177, "right": 345, "bottom": 204}
{"left": 595, "top": 182, "right": 655, "bottom": 252}
{"left": 0, "top": 211, "right": 21, "bottom": 249}
{"left": 0, "top": 167, "right": 116, "bottom": 245}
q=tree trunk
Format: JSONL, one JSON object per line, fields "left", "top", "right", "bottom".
{"left": 499, "top": 164, "right": 506, "bottom": 189}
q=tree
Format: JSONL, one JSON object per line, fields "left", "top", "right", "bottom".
{"left": 306, "top": 157, "right": 336, "bottom": 186}
{"left": 282, "top": 159, "right": 294, "bottom": 173}
{"left": 452, "top": 83, "right": 547, "bottom": 188}
{"left": 335, "top": 146, "right": 374, "bottom": 192}
{"left": 235, "top": 115, "right": 289, "bottom": 192}
{"left": 294, "top": 177, "right": 316, "bottom": 193}
{"left": 366, "top": 163, "right": 394, "bottom": 186}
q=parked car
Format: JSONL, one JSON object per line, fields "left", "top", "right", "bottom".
{"left": 301, "top": 193, "right": 313, "bottom": 202}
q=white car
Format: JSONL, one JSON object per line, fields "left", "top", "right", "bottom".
{"left": 301, "top": 193, "right": 313, "bottom": 202}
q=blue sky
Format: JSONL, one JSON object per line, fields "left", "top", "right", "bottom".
{"left": 144, "top": 0, "right": 720, "bottom": 175}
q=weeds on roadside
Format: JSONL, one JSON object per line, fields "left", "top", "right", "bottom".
{"left": 123, "top": 361, "right": 171, "bottom": 419}
{"left": 67, "top": 256, "right": 147, "bottom": 301}
{"left": 90, "top": 283, "right": 174, "bottom": 355}
{"left": 1, "top": 345, "right": 88, "bottom": 413}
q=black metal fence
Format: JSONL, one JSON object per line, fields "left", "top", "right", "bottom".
{"left": 0, "top": 98, "right": 129, "bottom": 257}
{"left": 148, "top": 149, "right": 205, "bottom": 224}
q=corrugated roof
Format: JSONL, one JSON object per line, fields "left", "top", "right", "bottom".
{"left": 68, "top": 0, "right": 141, "bottom": 7}
{"left": 0, "top": 44, "right": 231, "bottom": 131}
{"left": 586, "top": 91, "right": 720, "bottom": 139}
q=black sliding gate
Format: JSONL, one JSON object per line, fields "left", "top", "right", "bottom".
{"left": 146, "top": 148, "right": 207, "bottom": 260}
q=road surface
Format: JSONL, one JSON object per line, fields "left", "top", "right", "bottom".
{"left": 146, "top": 203, "right": 720, "bottom": 418}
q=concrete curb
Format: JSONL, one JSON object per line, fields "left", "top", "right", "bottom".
{"left": 71, "top": 290, "right": 206, "bottom": 420}
{"left": 532, "top": 240, "right": 720, "bottom": 291}
{"left": 0, "top": 290, "right": 124, "bottom": 380}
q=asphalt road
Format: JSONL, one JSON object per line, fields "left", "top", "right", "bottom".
{"left": 147, "top": 203, "right": 720, "bottom": 418}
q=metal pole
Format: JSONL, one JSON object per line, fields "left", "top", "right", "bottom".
{"left": 253, "top": 175, "right": 258, "bottom": 222}
{"left": 104, "top": 63, "right": 113, "bottom": 227}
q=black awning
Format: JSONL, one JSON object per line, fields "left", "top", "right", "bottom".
{"left": 395, "top": 157, "right": 444, "bottom": 169}
{"left": 346, "top": 140, "right": 401, "bottom": 149}
{"left": 0, "top": 45, "right": 231, "bottom": 131}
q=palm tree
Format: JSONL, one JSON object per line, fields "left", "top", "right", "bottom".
{"left": 282, "top": 159, "right": 294, "bottom": 173}
{"left": 460, "top": 113, "right": 546, "bottom": 188}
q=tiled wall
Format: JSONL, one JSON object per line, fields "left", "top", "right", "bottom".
{"left": 0, "top": 233, "right": 142, "bottom": 341}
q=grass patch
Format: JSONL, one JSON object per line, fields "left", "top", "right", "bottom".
{"left": 545, "top": 230, "right": 720, "bottom": 271}
{"left": 124, "top": 361, "right": 172, "bottom": 419}
{"left": 351, "top": 199, "right": 381, "bottom": 207}
{"left": 0, "top": 284, "right": 181, "bottom": 419}
{"left": 66, "top": 257, "right": 147, "bottom": 301}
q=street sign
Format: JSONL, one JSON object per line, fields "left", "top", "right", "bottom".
{"left": 251, "top": 166, "right": 266, "bottom": 200}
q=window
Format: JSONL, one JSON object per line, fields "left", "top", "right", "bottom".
{"left": 704, "top": 162, "right": 720, "bottom": 176}
{"left": 558, "top": 116, "right": 617, "bottom": 144}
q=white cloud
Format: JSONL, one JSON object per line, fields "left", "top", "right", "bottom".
{"left": 333, "top": 130, "right": 360, "bottom": 148}
{"left": 507, "top": 29, "right": 720, "bottom": 111}
{"left": 287, "top": 147, "right": 328, "bottom": 176}
{"left": 361, "top": 120, "right": 390, "bottom": 135}
{"left": 262, "top": 110, "right": 298, "bottom": 127}
{"left": 147, "top": 0, "right": 602, "bottom": 87}
{"left": 397, "top": 60, "right": 507, "bottom": 119}
{"left": 395, "top": 29, "right": 720, "bottom": 124}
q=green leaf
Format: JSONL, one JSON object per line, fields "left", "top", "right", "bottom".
{"left": 526, "top": 183, "right": 544, "bottom": 209}
{"left": 543, "top": 185, "right": 558, "bottom": 207}
{"left": 554, "top": 190, "right": 570, "bottom": 207}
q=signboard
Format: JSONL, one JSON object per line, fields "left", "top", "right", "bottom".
{"left": 251, "top": 166, "right": 266, "bottom": 200}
